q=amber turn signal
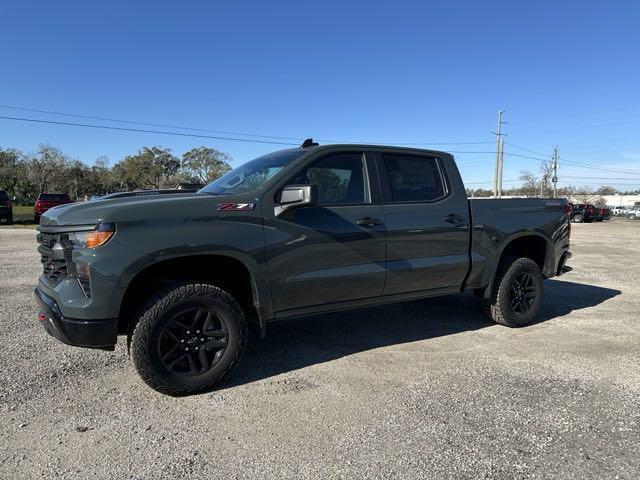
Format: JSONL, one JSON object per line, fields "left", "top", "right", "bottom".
{"left": 86, "top": 225, "right": 114, "bottom": 248}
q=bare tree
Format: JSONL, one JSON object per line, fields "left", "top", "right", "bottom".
{"left": 596, "top": 185, "right": 618, "bottom": 195}
{"left": 539, "top": 160, "right": 553, "bottom": 197}
{"left": 573, "top": 188, "right": 598, "bottom": 204}
{"left": 26, "top": 144, "right": 69, "bottom": 194}
{"left": 519, "top": 170, "right": 539, "bottom": 197}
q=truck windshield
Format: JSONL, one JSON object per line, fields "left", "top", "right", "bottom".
{"left": 200, "top": 149, "right": 305, "bottom": 195}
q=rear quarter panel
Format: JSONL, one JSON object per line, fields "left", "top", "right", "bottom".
{"left": 467, "top": 198, "right": 570, "bottom": 290}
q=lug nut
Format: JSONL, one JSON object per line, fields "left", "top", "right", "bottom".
{"left": 185, "top": 347, "right": 189, "bottom": 351}
{"left": 186, "top": 331, "right": 190, "bottom": 334}
{"left": 180, "top": 339, "right": 184, "bottom": 343}
{"left": 195, "top": 347, "right": 199, "bottom": 351}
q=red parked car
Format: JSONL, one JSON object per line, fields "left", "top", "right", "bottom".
{"left": 34, "top": 193, "right": 73, "bottom": 223}
{"left": 597, "top": 207, "right": 611, "bottom": 221}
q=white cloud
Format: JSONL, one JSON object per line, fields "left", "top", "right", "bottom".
{"left": 621, "top": 152, "right": 640, "bottom": 161}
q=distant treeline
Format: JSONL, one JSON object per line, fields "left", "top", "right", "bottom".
{"left": 0, "top": 144, "right": 232, "bottom": 203}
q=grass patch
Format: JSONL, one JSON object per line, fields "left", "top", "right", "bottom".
{"left": 0, "top": 205, "right": 37, "bottom": 228}
{"left": 0, "top": 223, "right": 37, "bottom": 230}
{"left": 13, "top": 205, "right": 34, "bottom": 223}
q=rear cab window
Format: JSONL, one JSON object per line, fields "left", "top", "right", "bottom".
{"left": 39, "top": 194, "right": 70, "bottom": 201}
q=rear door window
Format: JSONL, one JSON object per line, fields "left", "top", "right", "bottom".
{"left": 382, "top": 154, "right": 446, "bottom": 203}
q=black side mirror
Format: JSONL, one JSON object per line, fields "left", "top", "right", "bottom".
{"left": 275, "top": 184, "right": 317, "bottom": 216}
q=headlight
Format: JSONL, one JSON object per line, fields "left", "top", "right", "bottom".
{"left": 68, "top": 223, "right": 115, "bottom": 248}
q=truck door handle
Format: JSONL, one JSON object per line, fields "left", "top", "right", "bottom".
{"left": 356, "top": 217, "right": 383, "bottom": 227}
{"left": 443, "top": 214, "right": 464, "bottom": 224}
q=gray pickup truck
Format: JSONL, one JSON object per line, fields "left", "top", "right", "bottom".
{"left": 34, "top": 141, "right": 572, "bottom": 395}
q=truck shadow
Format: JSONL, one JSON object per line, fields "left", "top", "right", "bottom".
{"left": 223, "top": 280, "right": 620, "bottom": 390}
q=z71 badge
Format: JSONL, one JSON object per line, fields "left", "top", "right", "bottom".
{"left": 217, "top": 202, "right": 256, "bottom": 212}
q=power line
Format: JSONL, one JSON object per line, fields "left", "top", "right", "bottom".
{"left": 0, "top": 114, "right": 508, "bottom": 155}
{"left": 466, "top": 178, "right": 520, "bottom": 185}
{"left": 0, "top": 104, "right": 307, "bottom": 142}
{"left": 558, "top": 180, "right": 640, "bottom": 185}
{"left": 0, "top": 115, "right": 300, "bottom": 146}
{"left": 563, "top": 175, "right": 640, "bottom": 181}
{"left": 504, "top": 152, "right": 550, "bottom": 161}
{"left": 504, "top": 142, "right": 550, "bottom": 157}
{"left": 560, "top": 159, "right": 640, "bottom": 175}
{"left": 0, "top": 103, "right": 494, "bottom": 147}
{"left": 503, "top": 146, "right": 640, "bottom": 175}
{"left": 0, "top": 114, "right": 504, "bottom": 151}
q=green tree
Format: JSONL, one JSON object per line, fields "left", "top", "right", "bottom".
{"left": 0, "top": 148, "right": 23, "bottom": 198}
{"left": 182, "top": 147, "right": 232, "bottom": 183}
{"left": 114, "top": 147, "right": 180, "bottom": 190}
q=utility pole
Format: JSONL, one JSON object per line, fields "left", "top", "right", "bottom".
{"left": 552, "top": 145, "right": 559, "bottom": 198}
{"left": 497, "top": 137, "right": 505, "bottom": 197}
{"left": 492, "top": 110, "right": 507, "bottom": 197}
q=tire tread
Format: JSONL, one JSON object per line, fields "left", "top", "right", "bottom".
{"left": 131, "top": 282, "right": 247, "bottom": 395}
{"left": 485, "top": 256, "right": 542, "bottom": 327}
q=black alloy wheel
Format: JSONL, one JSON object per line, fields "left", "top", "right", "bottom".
{"left": 509, "top": 272, "right": 537, "bottom": 314}
{"left": 158, "top": 307, "right": 230, "bottom": 376}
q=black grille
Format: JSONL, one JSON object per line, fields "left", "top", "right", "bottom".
{"left": 78, "top": 277, "right": 91, "bottom": 297}
{"left": 37, "top": 232, "right": 69, "bottom": 284}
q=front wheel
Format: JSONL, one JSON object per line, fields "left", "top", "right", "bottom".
{"left": 485, "top": 257, "right": 543, "bottom": 327}
{"left": 131, "top": 282, "right": 248, "bottom": 395}
{"left": 571, "top": 213, "right": 584, "bottom": 223}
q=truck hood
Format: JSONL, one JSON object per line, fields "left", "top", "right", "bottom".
{"left": 39, "top": 192, "right": 219, "bottom": 227}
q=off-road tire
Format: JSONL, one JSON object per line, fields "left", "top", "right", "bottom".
{"left": 485, "top": 257, "right": 543, "bottom": 327}
{"left": 571, "top": 213, "right": 584, "bottom": 223}
{"left": 131, "top": 282, "right": 248, "bottom": 395}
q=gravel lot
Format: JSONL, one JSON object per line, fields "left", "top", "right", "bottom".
{"left": 1, "top": 220, "right": 639, "bottom": 479}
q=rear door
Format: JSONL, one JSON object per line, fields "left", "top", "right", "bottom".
{"left": 264, "top": 150, "right": 387, "bottom": 312}
{"left": 376, "top": 151, "right": 470, "bottom": 295}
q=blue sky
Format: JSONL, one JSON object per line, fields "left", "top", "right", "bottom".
{"left": 1, "top": 1, "right": 639, "bottom": 189}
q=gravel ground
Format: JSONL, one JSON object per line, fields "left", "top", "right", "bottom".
{"left": 1, "top": 220, "right": 639, "bottom": 479}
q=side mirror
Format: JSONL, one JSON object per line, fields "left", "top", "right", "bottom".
{"left": 275, "top": 184, "right": 317, "bottom": 216}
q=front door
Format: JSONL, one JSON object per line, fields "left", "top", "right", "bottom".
{"left": 264, "top": 151, "right": 386, "bottom": 313}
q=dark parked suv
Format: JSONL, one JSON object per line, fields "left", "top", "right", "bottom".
{"left": 570, "top": 203, "right": 596, "bottom": 223}
{"left": 34, "top": 193, "right": 72, "bottom": 223}
{"left": 0, "top": 191, "right": 13, "bottom": 224}
{"left": 34, "top": 142, "right": 572, "bottom": 395}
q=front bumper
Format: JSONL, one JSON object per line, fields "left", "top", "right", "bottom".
{"left": 34, "top": 288, "right": 118, "bottom": 350}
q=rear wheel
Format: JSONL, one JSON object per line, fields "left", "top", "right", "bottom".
{"left": 571, "top": 213, "right": 584, "bottom": 223}
{"left": 131, "top": 282, "right": 247, "bottom": 395}
{"left": 485, "top": 257, "right": 543, "bottom": 327}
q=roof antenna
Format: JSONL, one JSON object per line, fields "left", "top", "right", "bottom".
{"left": 300, "top": 138, "right": 319, "bottom": 149}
